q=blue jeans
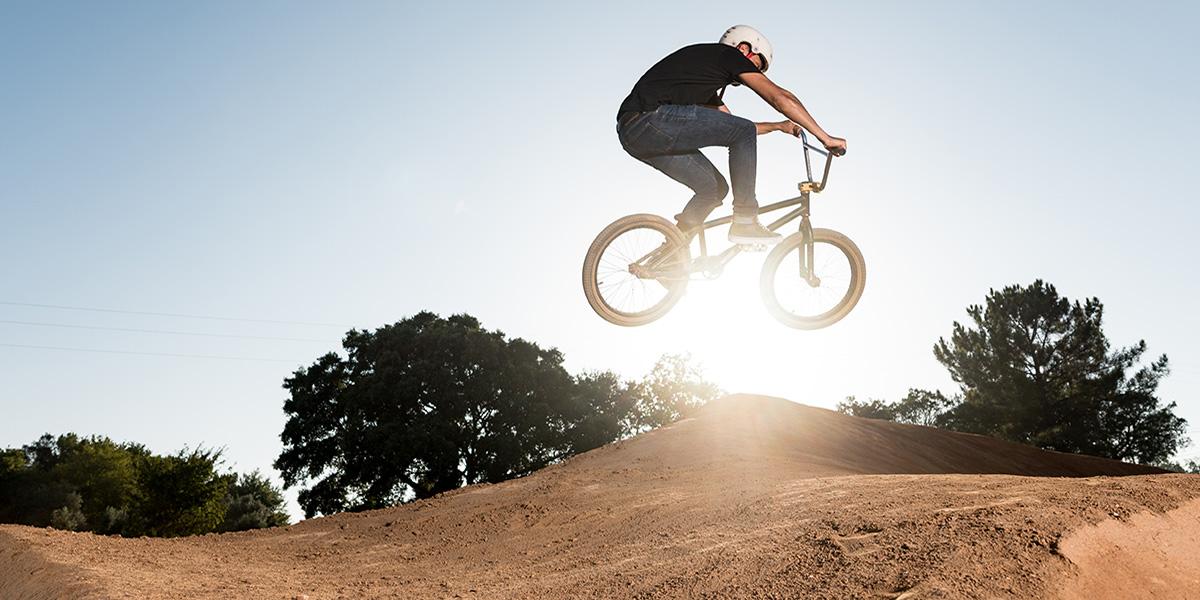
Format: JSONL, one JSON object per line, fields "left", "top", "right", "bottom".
{"left": 617, "top": 104, "right": 758, "bottom": 226}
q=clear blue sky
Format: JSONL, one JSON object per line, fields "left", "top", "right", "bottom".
{"left": 3, "top": 1, "right": 1198, "bottom": 519}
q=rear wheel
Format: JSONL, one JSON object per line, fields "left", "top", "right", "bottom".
{"left": 760, "top": 228, "right": 865, "bottom": 329}
{"left": 583, "top": 214, "right": 691, "bottom": 326}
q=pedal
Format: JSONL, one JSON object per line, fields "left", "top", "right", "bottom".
{"left": 736, "top": 243, "right": 770, "bottom": 252}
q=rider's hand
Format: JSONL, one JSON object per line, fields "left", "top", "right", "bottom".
{"left": 822, "top": 136, "right": 848, "bottom": 156}
{"left": 777, "top": 121, "right": 802, "bottom": 136}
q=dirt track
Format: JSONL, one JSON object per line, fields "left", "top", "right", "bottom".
{"left": 3, "top": 394, "right": 1199, "bottom": 599}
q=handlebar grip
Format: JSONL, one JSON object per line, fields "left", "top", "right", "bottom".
{"left": 802, "top": 143, "right": 845, "bottom": 157}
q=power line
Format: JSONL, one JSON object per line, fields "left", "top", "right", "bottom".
{"left": 0, "top": 319, "right": 338, "bottom": 343}
{"left": 0, "top": 301, "right": 351, "bottom": 328}
{"left": 0, "top": 342, "right": 306, "bottom": 364}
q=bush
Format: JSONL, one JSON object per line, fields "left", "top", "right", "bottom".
{"left": 0, "top": 435, "right": 288, "bottom": 537}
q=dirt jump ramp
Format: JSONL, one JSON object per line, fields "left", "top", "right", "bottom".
{"left": 3, "top": 394, "right": 1198, "bottom": 599}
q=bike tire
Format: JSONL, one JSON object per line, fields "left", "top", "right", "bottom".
{"left": 582, "top": 214, "right": 691, "bottom": 327}
{"left": 759, "top": 228, "right": 866, "bottom": 329}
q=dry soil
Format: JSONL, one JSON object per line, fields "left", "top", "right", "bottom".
{"left": 2, "top": 394, "right": 1198, "bottom": 599}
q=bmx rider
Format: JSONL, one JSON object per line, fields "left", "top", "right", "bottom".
{"left": 616, "top": 25, "right": 847, "bottom": 245}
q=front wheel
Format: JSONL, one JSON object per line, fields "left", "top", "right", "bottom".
{"left": 583, "top": 214, "right": 691, "bottom": 327}
{"left": 760, "top": 228, "right": 866, "bottom": 329}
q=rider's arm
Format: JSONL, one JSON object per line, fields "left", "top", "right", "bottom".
{"left": 706, "top": 89, "right": 795, "bottom": 136}
{"left": 755, "top": 121, "right": 793, "bottom": 135}
{"left": 739, "top": 72, "right": 847, "bottom": 153}
{"left": 706, "top": 95, "right": 785, "bottom": 135}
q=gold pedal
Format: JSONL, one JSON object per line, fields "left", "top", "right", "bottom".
{"left": 737, "top": 243, "right": 770, "bottom": 252}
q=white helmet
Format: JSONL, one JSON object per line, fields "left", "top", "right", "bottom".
{"left": 719, "top": 25, "right": 773, "bottom": 72}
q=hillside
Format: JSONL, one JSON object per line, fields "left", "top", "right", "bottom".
{"left": 3, "top": 394, "right": 1198, "bottom": 599}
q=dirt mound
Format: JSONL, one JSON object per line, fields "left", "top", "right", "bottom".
{"left": 2, "top": 394, "right": 1197, "bottom": 599}
{"left": 565, "top": 394, "right": 1164, "bottom": 479}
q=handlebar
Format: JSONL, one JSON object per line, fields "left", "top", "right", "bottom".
{"left": 802, "top": 140, "right": 830, "bottom": 157}
{"left": 797, "top": 130, "right": 840, "bottom": 193}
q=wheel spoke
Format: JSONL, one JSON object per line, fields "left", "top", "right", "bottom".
{"left": 590, "top": 222, "right": 684, "bottom": 318}
{"left": 770, "top": 239, "right": 854, "bottom": 321}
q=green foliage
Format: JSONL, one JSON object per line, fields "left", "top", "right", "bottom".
{"left": 837, "top": 389, "right": 954, "bottom": 427}
{"left": 50, "top": 434, "right": 139, "bottom": 534}
{"left": 275, "top": 312, "right": 721, "bottom": 518}
{"left": 128, "top": 449, "right": 232, "bottom": 537}
{"left": 275, "top": 312, "right": 583, "bottom": 516}
{"left": 0, "top": 435, "right": 287, "bottom": 537}
{"left": 934, "top": 281, "right": 1187, "bottom": 464}
{"left": 219, "top": 470, "right": 290, "bottom": 532}
{"left": 49, "top": 492, "right": 86, "bottom": 531}
{"left": 838, "top": 282, "right": 1187, "bottom": 466}
{"left": 627, "top": 354, "right": 723, "bottom": 432}
{"left": 891, "top": 389, "right": 955, "bottom": 427}
{"left": 0, "top": 435, "right": 88, "bottom": 527}
{"left": 837, "top": 397, "right": 897, "bottom": 421}
{"left": 562, "top": 370, "right": 638, "bottom": 455}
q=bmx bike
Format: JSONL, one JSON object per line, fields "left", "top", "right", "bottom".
{"left": 582, "top": 131, "right": 865, "bottom": 329}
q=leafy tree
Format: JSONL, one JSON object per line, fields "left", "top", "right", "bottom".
{"left": 275, "top": 313, "right": 722, "bottom": 518}
{"left": 837, "top": 389, "right": 953, "bottom": 427}
{"left": 891, "top": 388, "right": 955, "bottom": 427}
{"left": 626, "top": 354, "right": 723, "bottom": 432}
{"left": 0, "top": 435, "right": 83, "bottom": 527}
{"left": 0, "top": 448, "right": 24, "bottom": 475}
{"left": 561, "top": 370, "right": 638, "bottom": 455}
{"left": 561, "top": 355, "right": 722, "bottom": 450}
{"left": 126, "top": 448, "right": 232, "bottom": 537}
{"left": 837, "top": 397, "right": 897, "bottom": 421}
{"left": 276, "top": 312, "right": 585, "bottom": 517}
{"left": 49, "top": 492, "right": 86, "bottom": 531}
{"left": 0, "top": 435, "right": 279, "bottom": 537}
{"left": 933, "top": 280, "right": 1186, "bottom": 464}
{"left": 50, "top": 435, "right": 139, "bottom": 533}
{"left": 219, "top": 470, "right": 290, "bottom": 532}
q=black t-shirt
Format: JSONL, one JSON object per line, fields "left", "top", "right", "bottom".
{"left": 617, "top": 43, "right": 760, "bottom": 119}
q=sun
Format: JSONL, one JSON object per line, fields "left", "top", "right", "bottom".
{"left": 616, "top": 238, "right": 865, "bottom": 406}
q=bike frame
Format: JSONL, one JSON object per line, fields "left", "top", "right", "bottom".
{"left": 643, "top": 131, "right": 837, "bottom": 283}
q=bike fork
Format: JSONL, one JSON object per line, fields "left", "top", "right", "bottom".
{"left": 797, "top": 200, "right": 820, "bottom": 287}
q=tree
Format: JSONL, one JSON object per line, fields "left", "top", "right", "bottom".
{"left": 560, "top": 370, "right": 638, "bottom": 455}
{"left": 0, "top": 435, "right": 281, "bottom": 537}
{"left": 219, "top": 470, "right": 290, "bottom": 532}
{"left": 275, "top": 312, "right": 588, "bottom": 517}
{"left": 126, "top": 448, "right": 232, "bottom": 537}
{"left": 891, "top": 389, "right": 955, "bottom": 427}
{"left": 626, "top": 354, "right": 723, "bottom": 432}
{"left": 933, "top": 280, "right": 1187, "bottom": 464}
{"left": 49, "top": 492, "right": 86, "bottom": 531}
{"left": 50, "top": 434, "right": 138, "bottom": 534}
{"left": 0, "top": 437, "right": 75, "bottom": 527}
{"left": 275, "top": 313, "right": 724, "bottom": 518}
{"left": 837, "top": 397, "right": 896, "bottom": 421}
{"left": 837, "top": 389, "right": 954, "bottom": 427}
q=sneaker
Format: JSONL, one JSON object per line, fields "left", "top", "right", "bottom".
{"left": 728, "top": 215, "right": 781, "bottom": 246}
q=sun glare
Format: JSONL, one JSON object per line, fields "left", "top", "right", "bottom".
{"left": 626, "top": 235, "right": 871, "bottom": 409}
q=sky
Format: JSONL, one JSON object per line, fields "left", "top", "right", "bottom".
{"left": 2, "top": 1, "right": 1198, "bottom": 520}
